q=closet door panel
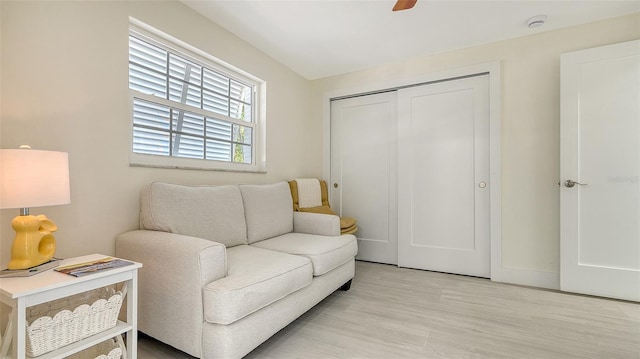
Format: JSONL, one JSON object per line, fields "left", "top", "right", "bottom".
{"left": 330, "top": 92, "right": 398, "bottom": 264}
{"left": 397, "top": 75, "right": 490, "bottom": 277}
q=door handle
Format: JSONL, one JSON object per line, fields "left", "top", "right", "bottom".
{"left": 564, "top": 179, "right": 587, "bottom": 188}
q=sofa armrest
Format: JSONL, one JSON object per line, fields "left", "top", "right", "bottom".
{"left": 293, "top": 212, "right": 340, "bottom": 236}
{"left": 116, "top": 230, "right": 226, "bottom": 357}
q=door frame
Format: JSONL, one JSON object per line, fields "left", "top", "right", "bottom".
{"left": 322, "top": 61, "right": 503, "bottom": 281}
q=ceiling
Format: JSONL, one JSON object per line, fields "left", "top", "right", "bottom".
{"left": 180, "top": 0, "right": 640, "bottom": 80}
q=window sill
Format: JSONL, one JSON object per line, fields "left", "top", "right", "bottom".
{"left": 129, "top": 153, "right": 266, "bottom": 173}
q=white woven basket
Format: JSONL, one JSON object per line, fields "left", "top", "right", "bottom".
{"left": 25, "top": 287, "right": 123, "bottom": 357}
{"left": 66, "top": 338, "right": 123, "bottom": 359}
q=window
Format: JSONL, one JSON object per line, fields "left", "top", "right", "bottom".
{"left": 128, "top": 21, "right": 265, "bottom": 172}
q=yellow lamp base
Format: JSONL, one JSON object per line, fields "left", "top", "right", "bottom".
{"left": 7, "top": 214, "right": 57, "bottom": 270}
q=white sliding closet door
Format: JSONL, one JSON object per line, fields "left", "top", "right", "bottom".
{"left": 330, "top": 92, "right": 398, "bottom": 265}
{"left": 397, "top": 75, "right": 491, "bottom": 277}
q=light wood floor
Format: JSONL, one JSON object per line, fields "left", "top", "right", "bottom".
{"left": 138, "top": 261, "right": 640, "bottom": 359}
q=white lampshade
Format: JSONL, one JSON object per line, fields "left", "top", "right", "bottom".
{"left": 0, "top": 148, "right": 70, "bottom": 210}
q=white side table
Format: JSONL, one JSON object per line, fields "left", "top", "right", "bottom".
{"left": 0, "top": 254, "right": 142, "bottom": 359}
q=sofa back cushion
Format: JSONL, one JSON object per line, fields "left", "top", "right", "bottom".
{"left": 140, "top": 182, "right": 247, "bottom": 247}
{"left": 239, "top": 182, "right": 293, "bottom": 244}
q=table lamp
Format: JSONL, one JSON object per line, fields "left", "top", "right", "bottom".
{"left": 0, "top": 146, "right": 70, "bottom": 271}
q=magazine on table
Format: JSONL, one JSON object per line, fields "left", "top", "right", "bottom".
{"left": 55, "top": 257, "right": 134, "bottom": 277}
{"left": 0, "top": 260, "right": 60, "bottom": 278}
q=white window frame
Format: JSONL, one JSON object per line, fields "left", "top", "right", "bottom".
{"left": 128, "top": 18, "right": 266, "bottom": 173}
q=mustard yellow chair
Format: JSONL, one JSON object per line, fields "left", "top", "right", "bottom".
{"left": 289, "top": 180, "right": 358, "bottom": 235}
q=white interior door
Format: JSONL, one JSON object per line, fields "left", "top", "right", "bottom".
{"left": 397, "top": 75, "right": 490, "bottom": 277}
{"left": 330, "top": 92, "right": 398, "bottom": 264}
{"left": 560, "top": 40, "right": 640, "bottom": 302}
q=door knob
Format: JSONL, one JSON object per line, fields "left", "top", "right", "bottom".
{"left": 564, "top": 179, "right": 587, "bottom": 188}
{"left": 333, "top": 183, "right": 339, "bottom": 188}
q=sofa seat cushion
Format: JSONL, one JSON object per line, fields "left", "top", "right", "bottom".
{"left": 251, "top": 233, "right": 357, "bottom": 276}
{"left": 203, "top": 245, "right": 312, "bottom": 325}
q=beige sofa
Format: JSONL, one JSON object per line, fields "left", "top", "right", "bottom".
{"left": 116, "top": 181, "right": 357, "bottom": 358}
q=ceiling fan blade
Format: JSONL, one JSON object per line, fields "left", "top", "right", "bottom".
{"left": 392, "top": 0, "right": 417, "bottom": 11}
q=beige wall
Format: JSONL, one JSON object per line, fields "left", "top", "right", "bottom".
{"left": 0, "top": 0, "right": 320, "bottom": 267}
{"left": 311, "top": 13, "right": 639, "bottom": 287}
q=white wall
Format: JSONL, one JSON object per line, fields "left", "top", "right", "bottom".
{"left": 311, "top": 13, "right": 640, "bottom": 288}
{"left": 0, "top": 0, "right": 321, "bottom": 267}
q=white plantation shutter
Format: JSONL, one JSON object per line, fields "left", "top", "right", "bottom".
{"left": 129, "top": 36, "right": 167, "bottom": 98}
{"left": 128, "top": 30, "right": 259, "bottom": 168}
{"left": 132, "top": 100, "right": 171, "bottom": 156}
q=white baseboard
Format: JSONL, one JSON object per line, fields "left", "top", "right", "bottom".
{"left": 498, "top": 266, "right": 560, "bottom": 290}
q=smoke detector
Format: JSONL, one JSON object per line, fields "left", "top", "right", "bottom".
{"left": 527, "top": 15, "right": 547, "bottom": 28}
